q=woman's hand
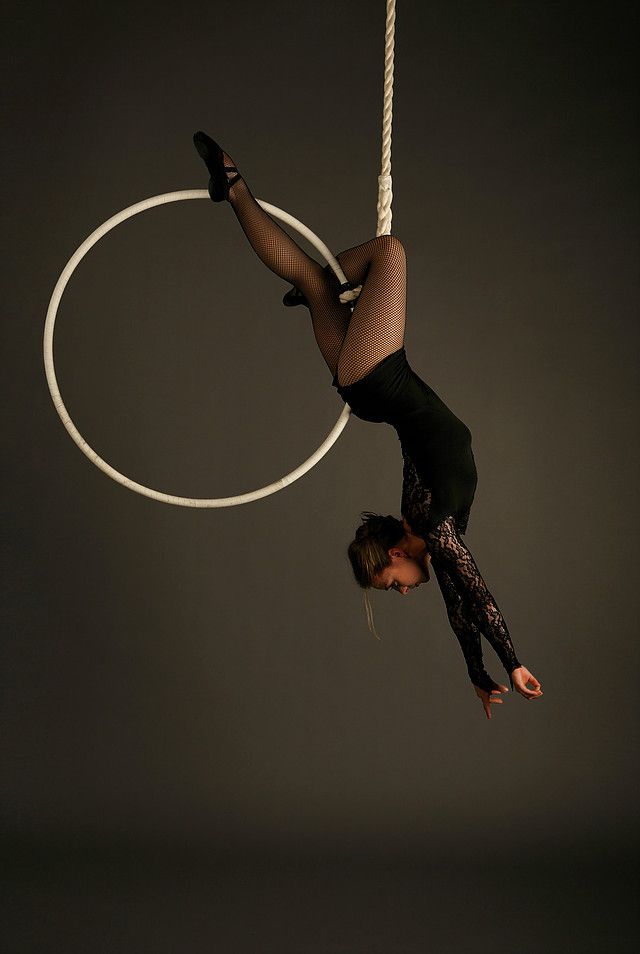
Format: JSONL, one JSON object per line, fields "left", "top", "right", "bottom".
{"left": 473, "top": 667, "right": 543, "bottom": 719}
{"left": 474, "top": 682, "right": 509, "bottom": 720}
{"left": 511, "top": 666, "right": 543, "bottom": 701}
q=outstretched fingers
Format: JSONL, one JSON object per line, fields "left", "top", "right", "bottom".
{"left": 475, "top": 684, "right": 509, "bottom": 720}
{"left": 487, "top": 690, "right": 505, "bottom": 719}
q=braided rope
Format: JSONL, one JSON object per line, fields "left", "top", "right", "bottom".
{"left": 376, "top": 0, "right": 396, "bottom": 237}
{"left": 339, "top": 0, "right": 397, "bottom": 305}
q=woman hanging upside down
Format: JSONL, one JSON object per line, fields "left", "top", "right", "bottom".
{"left": 193, "top": 131, "right": 543, "bottom": 720}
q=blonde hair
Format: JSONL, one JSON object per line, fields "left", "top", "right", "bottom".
{"left": 347, "top": 512, "right": 405, "bottom": 587}
{"left": 347, "top": 512, "right": 405, "bottom": 641}
{"left": 363, "top": 589, "right": 382, "bottom": 641}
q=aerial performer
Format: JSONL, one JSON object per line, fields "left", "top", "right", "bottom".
{"left": 192, "top": 131, "right": 543, "bottom": 720}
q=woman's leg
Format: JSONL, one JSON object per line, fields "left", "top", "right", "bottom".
{"left": 217, "top": 157, "right": 352, "bottom": 377}
{"left": 195, "top": 140, "right": 406, "bottom": 384}
{"left": 204, "top": 145, "right": 405, "bottom": 381}
{"left": 334, "top": 234, "right": 407, "bottom": 387}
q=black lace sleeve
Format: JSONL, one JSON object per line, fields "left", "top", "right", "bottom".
{"left": 431, "top": 560, "right": 500, "bottom": 693}
{"left": 424, "top": 517, "right": 521, "bottom": 686}
{"left": 401, "top": 452, "right": 521, "bottom": 689}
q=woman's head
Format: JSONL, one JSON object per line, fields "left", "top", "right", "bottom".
{"left": 347, "top": 512, "right": 404, "bottom": 587}
{"left": 347, "top": 512, "right": 428, "bottom": 594}
{"left": 348, "top": 512, "right": 430, "bottom": 640}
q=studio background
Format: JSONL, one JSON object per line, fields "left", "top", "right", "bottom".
{"left": 2, "top": 1, "right": 638, "bottom": 951}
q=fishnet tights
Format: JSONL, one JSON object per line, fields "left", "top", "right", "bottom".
{"left": 224, "top": 155, "right": 406, "bottom": 386}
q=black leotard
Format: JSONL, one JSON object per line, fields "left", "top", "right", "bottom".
{"left": 334, "top": 347, "right": 478, "bottom": 534}
{"left": 335, "top": 347, "right": 521, "bottom": 694}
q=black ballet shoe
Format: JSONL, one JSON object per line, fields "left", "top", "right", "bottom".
{"left": 192, "top": 130, "right": 241, "bottom": 202}
{"left": 282, "top": 286, "right": 309, "bottom": 308}
{"left": 282, "top": 266, "right": 336, "bottom": 308}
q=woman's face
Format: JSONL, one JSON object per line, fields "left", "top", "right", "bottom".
{"left": 372, "top": 550, "right": 429, "bottom": 595}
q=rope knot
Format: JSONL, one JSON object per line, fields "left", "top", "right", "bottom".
{"left": 338, "top": 282, "right": 363, "bottom": 304}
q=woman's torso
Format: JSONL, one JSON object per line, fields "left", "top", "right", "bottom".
{"left": 333, "top": 347, "right": 478, "bottom": 534}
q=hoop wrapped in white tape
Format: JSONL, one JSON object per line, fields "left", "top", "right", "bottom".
{"left": 43, "top": 189, "right": 351, "bottom": 507}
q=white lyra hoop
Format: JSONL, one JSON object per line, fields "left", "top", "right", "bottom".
{"left": 43, "top": 189, "right": 351, "bottom": 507}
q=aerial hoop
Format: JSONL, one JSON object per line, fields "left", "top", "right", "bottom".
{"left": 43, "top": 189, "right": 351, "bottom": 508}
{"left": 45, "top": 2, "right": 398, "bottom": 507}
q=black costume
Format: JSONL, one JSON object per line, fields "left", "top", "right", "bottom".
{"left": 334, "top": 347, "right": 477, "bottom": 534}
{"left": 336, "top": 348, "right": 521, "bottom": 693}
{"left": 192, "top": 132, "right": 521, "bottom": 695}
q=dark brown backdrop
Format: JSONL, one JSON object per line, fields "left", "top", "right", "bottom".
{"left": 3, "top": 1, "right": 638, "bottom": 951}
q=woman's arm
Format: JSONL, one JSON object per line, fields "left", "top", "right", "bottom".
{"left": 400, "top": 460, "right": 542, "bottom": 705}
{"left": 425, "top": 518, "right": 543, "bottom": 704}
{"left": 431, "top": 558, "right": 496, "bottom": 691}
{"left": 425, "top": 517, "right": 523, "bottom": 686}
{"left": 431, "top": 546, "right": 543, "bottom": 716}
{"left": 432, "top": 558, "right": 515, "bottom": 718}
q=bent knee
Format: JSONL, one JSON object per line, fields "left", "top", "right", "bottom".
{"left": 376, "top": 233, "right": 406, "bottom": 261}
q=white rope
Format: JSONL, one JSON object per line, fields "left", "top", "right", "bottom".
{"left": 376, "top": 0, "right": 396, "bottom": 237}
{"left": 43, "top": 190, "right": 351, "bottom": 507}
{"left": 345, "top": 0, "right": 397, "bottom": 311}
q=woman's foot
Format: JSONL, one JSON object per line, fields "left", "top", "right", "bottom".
{"left": 282, "top": 266, "right": 337, "bottom": 309}
{"left": 282, "top": 286, "right": 309, "bottom": 308}
{"left": 192, "top": 131, "right": 241, "bottom": 202}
